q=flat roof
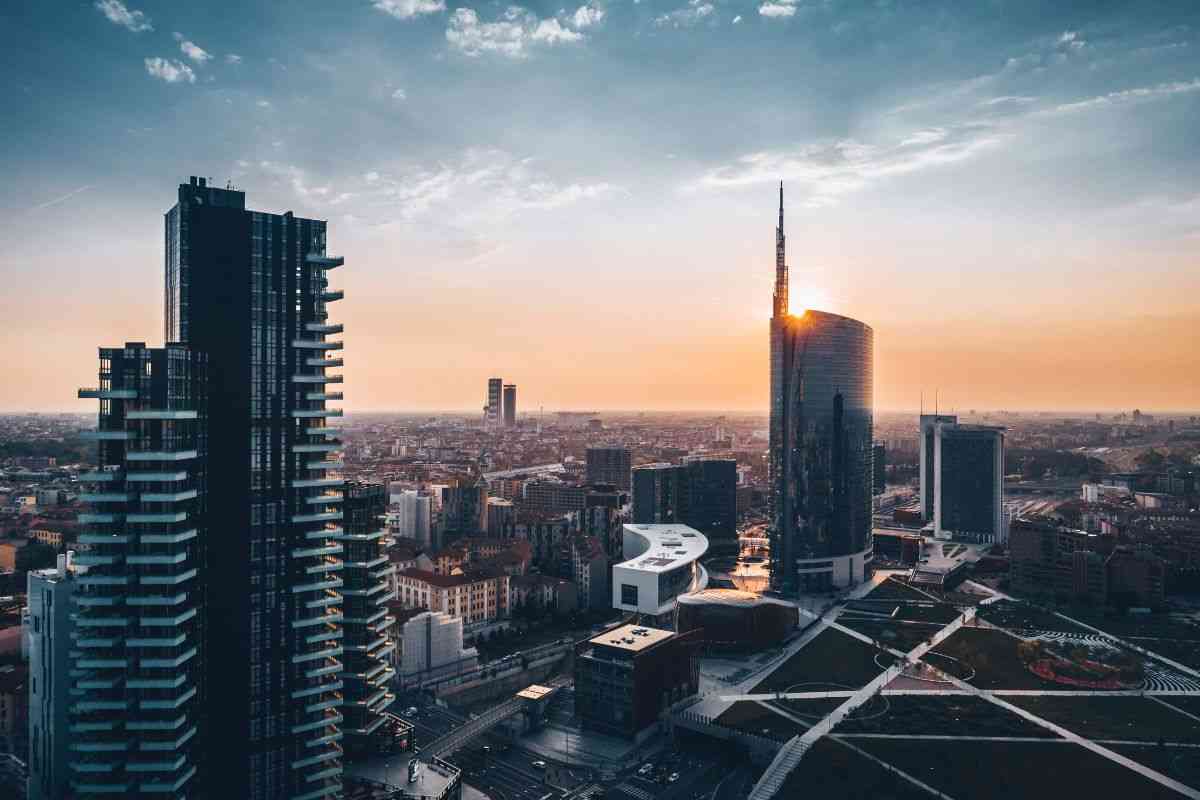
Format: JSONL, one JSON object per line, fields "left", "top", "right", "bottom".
{"left": 516, "top": 684, "right": 555, "bottom": 701}
{"left": 618, "top": 523, "right": 708, "bottom": 574}
{"left": 588, "top": 623, "right": 674, "bottom": 652}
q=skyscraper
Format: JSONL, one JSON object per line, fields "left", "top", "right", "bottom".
{"left": 27, "top": 555, "right": 77, "bottom": 800}
{"left": 920, "top": 418, "right": 1006, "bottom": 543}
{"left": 768, "top": 184, "right": 875, "bottom": 594}
{"left": 502, "top": 383, "right": 517, "bottom": 427}
{"left": 633, "top": 460, "right": 737, "bottom": 552}
{"left": 73, "top": 341, "right": 207, "bottom": 798}
{"left": 486, "top": 378, "right": 503, "bottom": 427}
{"left": 166, "top": 177, "right": 347, "bottom": 799}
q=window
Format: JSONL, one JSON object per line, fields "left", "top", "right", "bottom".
{"left": 620, "top": 584, "right": 638, "bottom": 606}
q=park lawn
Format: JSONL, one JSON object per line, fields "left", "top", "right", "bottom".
{"left": 863, "top": 578, "right": 937, "bottom": 603}
{"left": 894, "top": 603, "right": 963, "bottom": 625}
{"left": 856, "top": 738, "right": 1193, "bottom": 800}
{"left": 1160, "top": 696, "right": 1200, "bottom": 719}
{"left": 780, "top": 738, "right": 933, "bottom": 800}
{"left": 836, "top": 617, "right": 939, "bottom": 654}
{"left": 750, "top": 627, "right": 890, "bottom": 694}
{"left": 926, "top": 627, "right": 1061, "bottom": 690}
{"left": 1005, "top": 695, "right": 1200, "bottom": 743}
{"left": 976, "top": 600, "right": 1088, "bottom": 634}
{"left": 835, "top": 694, "right": 1058, "bottom": 738}
{"left": 1108, "top": 743, "right": 1200, "bottom": 791}
{"left": 714, "top": 701, "right": 806, "bottom": 742}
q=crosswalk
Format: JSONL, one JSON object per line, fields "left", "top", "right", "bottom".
{"left": 610, "top": 781, "right": 657, "bottom": 800}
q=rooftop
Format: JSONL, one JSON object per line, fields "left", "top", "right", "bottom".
{"left": 587, "top": 623, "right": 674, "bottom": 653}
{"left": 618, "top": 523, "right": 708, "bottom": 574}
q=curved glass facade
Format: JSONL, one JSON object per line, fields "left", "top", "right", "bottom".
{"left": 769, "top": 310, "right": 874, "bottom": 595}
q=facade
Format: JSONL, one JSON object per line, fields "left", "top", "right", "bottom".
{"left": 569, "top": 535, "right": 609, "bottom": 611}
{"left": 398, "top": 611, "right": 478, "bottom": 685}
{"left": 632, "top": 464, "right": 687, "bottom": 526}
{"left": 26, "top": 557, "right": 76, "bottom": 800}
{"left": 768, "top": 187, "right": 875, "bottom": 595}
{"left": 632, "top": 461, "right": 737, "bottom": 552}
{"left": 919, "top": 414, "right": 958, "bottom": 519}
{"left": 485, "top": 497, "right": 516, "bottom": 538}
{"left": 486, "top": 378, "right": 503, "bottom": 427}
{"left": 439, "top": 480, "right": 487, "bottom": 543}
{"left": 337, "top": 483, "right": 397, "bottom": 760}
{"left": 675, "top": 588, "right": 798, "bottom": 651}
{"left": 392, "top": 489, "right": 434, "bottom": 548}
{"left": 924, "top": 420, "right": 1006, "bottom": 542}
{"left": 72, "top": 341, "right": 207, "bottom": 798}
{"left": 872, "top": 442, "right": 886, "bottom": 495}
{"left": 522, "top": 479, "right": 587, "bottom": 514}
{"left": 395, "top": 568, "right": 510, "bottom": 627}
{"left": 574, "top": 624, "right": 699, "bottom": 741}
{"left": 166, "top": 177, "right": 347, "bottom": 799}
{"left": 502, "top": 384, "right": 517, "bottom": 427}
{"left": 1010, "top": 519, "right": 1109, "bottom": 599}
{"left": 611, "top": 524, "right": 707, "bottom": 622}
{"left": 586, "top": 447, "right": 632, "bottom": 491}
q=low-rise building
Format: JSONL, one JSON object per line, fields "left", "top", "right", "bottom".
{"left": 395, "top": 568, "right": 510, "bottom": 627}
{"left": 611, "top": 523, "right": 708, "bottom": 626}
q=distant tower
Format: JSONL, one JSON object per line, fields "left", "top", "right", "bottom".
{"left": 503, "top": 384, "right": 517, "bottom": 427}
{"left": 768, "top": 183, "right": 875, "bottom": 595}
{"left": 486, "top": 378, "right": 503, "bottom": 427}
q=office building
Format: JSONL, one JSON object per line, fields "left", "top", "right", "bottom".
{"left": 26, "top": 555, "right": 76, "bottom": 800}
{"left": 485, "top": 378, "right": 503, "bottom": 427}
{"left": 395, "top": 568, "right": 510, "bottom": 628}
{"left": 502, "top": 384, "right": 517, "bottom": 427}
{"left": 574, "top": 624, "right": 699, "bottom": 741}
{"left": 632, "top": 460, "right": 737, "bottom": 552}
{"left": 336, "top": 482, "right": 397, "bottom": 761}
{"left": 398, "top": 611, "right": 478, "bottom": 685}
{"left": 72, "top": 341, "right": 207, "bottom": 797}
{"left": 612, "top": 523, "right": 708, "bottom": 625}
{"left": 586, "top": 447, "right": 632, "bottom": 491}
{"left": 439, "top": 479, "right": 487, "bottom": 543}
{"left": 167, "top": 177, "right": 347, "bottom": 799}
{"left": 920, "top": 418, "right": 1006, "bottom": 542}
{"left": 392, "top": 489, "right": 434, "bottom": 548}
{"left": 675, "top": 588, "right": 797, "bottom": 651}
{"left": 768, "top": 185, "right": 875, "bottom": 594}
{"left": 872, "top": 441, "right": 886, "bottom": 495}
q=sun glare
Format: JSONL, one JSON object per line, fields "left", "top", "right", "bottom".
{"left": 788, "top": 286, "right": 833, "bottom": 316}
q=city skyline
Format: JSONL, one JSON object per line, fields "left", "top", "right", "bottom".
{"left": 4, "top": 1, "right": 1200, "bottom": 414}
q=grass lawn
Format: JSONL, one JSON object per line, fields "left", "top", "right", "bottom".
{"left": 856, "top": 738, "right": 1192, "bottom": 799}
{"left": 714, "top": 701, "right": 806, "bottom": 742}
{"left": 780, "top": 738, "right": 933, "bottom": 800}
{"left": 1109, "top": 743, "right": 1200, "bottom": 791}
{"left": 1005, "top": 696, "right": 1200, "bottom": 743}
{"left": 976, "top": 600, "right": 1088, "bottom": 633}
{"left": 836, "top": 695, "right": 1058, "bottom": 738}
{"left": 926, "top": 627, "right": 1061, "bottom": 690}
{"left": 1126, "top": 637, "right": 1200, "bottom": 672}
{"left": 1063, "top": 611, "right": 1200, "bottom": 642}
{"left": 836, "top": 617, "right": 939, "bottom": 653}
{"left": 1160, "top": 696, "right": 1200, "bottom": 719}
{"left": 894, "top": 603, "right": 963, "bottom": 625}
{"left": 750, "top": 627, "right": 889, "bottom": 694}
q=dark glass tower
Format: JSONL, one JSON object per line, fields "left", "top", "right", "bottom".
{"left": 768, "top": 185, "right": 875, "bottom": 595}
{"left": 166, "top": 177, "right": 346, "bottom": 799}
{"left": 73, "top": 342, "right": 207, "bottom": 798}
{"left": 631, "top": 460, "right": 736, "bottom": 551}
{"left": 502, "top": 384, "right": 517, "bottom": 427}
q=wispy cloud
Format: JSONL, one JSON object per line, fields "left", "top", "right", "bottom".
{"left": 446, "top": 6, "right": 590, "bottom": 58}
{"left": 28, "top": 185, "right": 93, "bottom": 213}
{"left": 94, "top": 0, "right": 151, "bottom": 32}
{"left": 257, "top": 161, "right": 354, "bottom": 206}
{"left": 225, "top": 54, "right": 242, "bottom": 65}
{"left": 144, "top": 57, "right": 195, "bottom": 84}
{"left": 696, "top": 124, "right": 1006, "bottom": 207}
{"left": 392, "top": 88, "right": 407, "bottom": 100}
{"left": 173, "top": 33, "right": 212, "bottom": 64}
{"left": 256, "top": 99, "right": 272, "bottom": 108}
{"left": 1042, "top": 78, "right": 1200, "bottom": 115}
{"left": 655, "top": 0, "right": 715, "bottom": 27}
{"left": 758, "top": 1, "right": 796, "bottom": 19}
{"left": 571, "top": 3, "right": 605, "bottom": 29}
{"left": 373, "top": 0, "right": 446, "bottom": 20}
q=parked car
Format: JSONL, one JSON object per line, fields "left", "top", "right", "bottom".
{"left": 531, "top": 761, "right": 547, "bottom": 770}
{"left": 637, "top": 763, "right": 654, "bottom": 777}
{"left": 668, "top": 773, "right": 679, "bottom": 784}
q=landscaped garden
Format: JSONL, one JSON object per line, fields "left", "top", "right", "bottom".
{"left": 750, "top": 627, "right": 890, "bottom": 693}
{"left": 976, "top": 599, "right": 1088, "bottom": 633}
{"left": 835, "top": 616, "right": 940, "bottom": 653}
{"left": 780, "top": 738, "right": 933, "bottom": 800}
{"left": 714, "top": 701, "right": 807, "bottom": 742}
{"left": 926, "top": 627, "right": 1062, "bottom": 689}
{"left": 834, "top": 695, "right": 1058, "bottom": 738}
{"left": 1108, "top": 743, "right": 1200, "bottom": 790}
{"left": 1004, "top": 695, "right": 1200, "bottom": 743}
{"left": 863, "top": 577, "right": 937, "bottom": 602}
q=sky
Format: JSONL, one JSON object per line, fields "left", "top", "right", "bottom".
{"left": 2, "top": 0, "right": 1199, "bottom": 414}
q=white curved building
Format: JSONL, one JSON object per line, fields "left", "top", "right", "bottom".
{"left": 612, "top": 523, "right": 708, "bottom": 623}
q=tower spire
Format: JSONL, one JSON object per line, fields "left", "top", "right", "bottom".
{"left": 773, "top": 181, "right": 788, "bottom": 317}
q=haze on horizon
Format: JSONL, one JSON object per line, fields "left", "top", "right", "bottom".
{"left": 2, "top": 1, "right": 1198, "bottom": 415}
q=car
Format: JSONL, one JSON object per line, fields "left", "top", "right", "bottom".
{"left": 531, "top": 760, "right": 547, "bottom": 770}
{"left": 404, "top": 707, "right": 418, "bottom": 717}
{"left": 668, "top": 773, "right": 679, "bottom": 784}
{"left": 637, "top": 763, "right": 654, "bottom": 776}
{"left": 481, "top": 745, "right": 491, "bottom": 754}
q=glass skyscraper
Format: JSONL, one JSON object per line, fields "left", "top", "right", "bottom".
{"left": 768, "top": 185, "right": 875, "bottom": 595}
{"left": 165, "top": 177, "right": 347, "bottom": 799}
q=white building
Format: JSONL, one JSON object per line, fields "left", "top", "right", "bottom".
{"left": 390, "top": 489, "right": 434, "bottom": 548}
{"left": 399, "top": 611, "right": 478, "bottom": 685}
{"left": 26, "top": 554, "right": 77, "bottom": 800}
{"left": 612, "top": 523, "right": 708, "bottom": 623}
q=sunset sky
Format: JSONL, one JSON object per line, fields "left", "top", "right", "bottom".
{"left": 2, "top": 1, "right": 1198, "bottom": 414}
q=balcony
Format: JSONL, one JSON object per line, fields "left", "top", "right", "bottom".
{"left": 293, "top": 477, "right": 344, "bottom": 489}
{"left": 306, "top": 357, "right": 343, "bottom": 368}
{"left": 78, "top": 388, "right": 137, "bottom": 400}
{"left": 292, "top": 511, "right": 343, "bottom": 524}
{"left": 306, "top": 322, "right": 343, "bottom": 334}
{"left": 306, "top": 253, "right": 345, "bottom": 269}
{"left": 126, "top": 450, "right": 197, "bottom": 462}
{"left": 82, "top": 430, "right": 134, "bottom": 441}
{"left": 305, "top": 392, "right": 343, "bottom": 401}
{"left": 304, "top": 493, "right": 344, "bottom": 504}
{"left": 305, "top": 460, "right": 344, "bottom": 471}
{"left": 304, "top": 426, "right": 342, "bottom": 436}
{"left": 321, "top": 290, "right": 344, "bottom": 302}
{"left": 292, "top": 373, "right": 343, "bottom": 384}
{"left": 126, "top": 410, "right": 198, "bottom": 420}
{"left": 292, "top": 409, "right": 343, "bottom": 419}
{"left": 126, "top": 471, "right": 187, "bottom": 482}
{"left": 79, "top": 493, "right": 131, "bottom": 503}
{"left": 293, "top": 339, "right": 343, "bottom": 351}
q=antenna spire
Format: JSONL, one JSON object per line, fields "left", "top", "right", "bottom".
{"left": 773, "top": 181, "right": 788, "bottom": 317}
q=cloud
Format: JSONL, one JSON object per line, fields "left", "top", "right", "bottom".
{"left": 571, "top": 3, "right": 605, "bottom": 29}
{"left": 758, "top": 2, "right": 796, "bottom": 18}
{"left": 732, "top": 14, "right": 742, "bottom": 23}
{"left": 257, "top": 161, "right": 354, "bottom": 206}
{"left": 392, "top": 88, "right": 408, "bottom": 100}
{"left": 447, "top": 6, "right": 589, "bottom": 58}
{"left": 373, "top": 0, "right": 446, "bottom": 19}
{"left": 94, "top": 0, "right": 152, "bottom": 32}
{"left": 144, "top": 57, "right": 196, "bottom": 84}
{"left": 172, "top": 33, "right": 212, "bottom": 64}
{"left": 696, "top": 124, "right": 1006, "bottom": 207}
{"left": 655, "top": 0, "right": 715, "bottom": 27}
{"left": 27, "top": 185, "right": 93, "bottom": 213}
{"left": 256, "top": 99, "right": 272, "bottom": 108}
{"left": 225, "top": 54, "right": 242, "bottom": 64}
{"left": 359, "top": 149, "right": 617, "bottom": 223}
{"left": 1042, "top": 78, "right": 1200, "bottom": 115}
{"left": 1058, "top": 30, "right": 1086, "bottom": 52}
{"left": 978, "top": 95, "right": 1037, "bottom": 107}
